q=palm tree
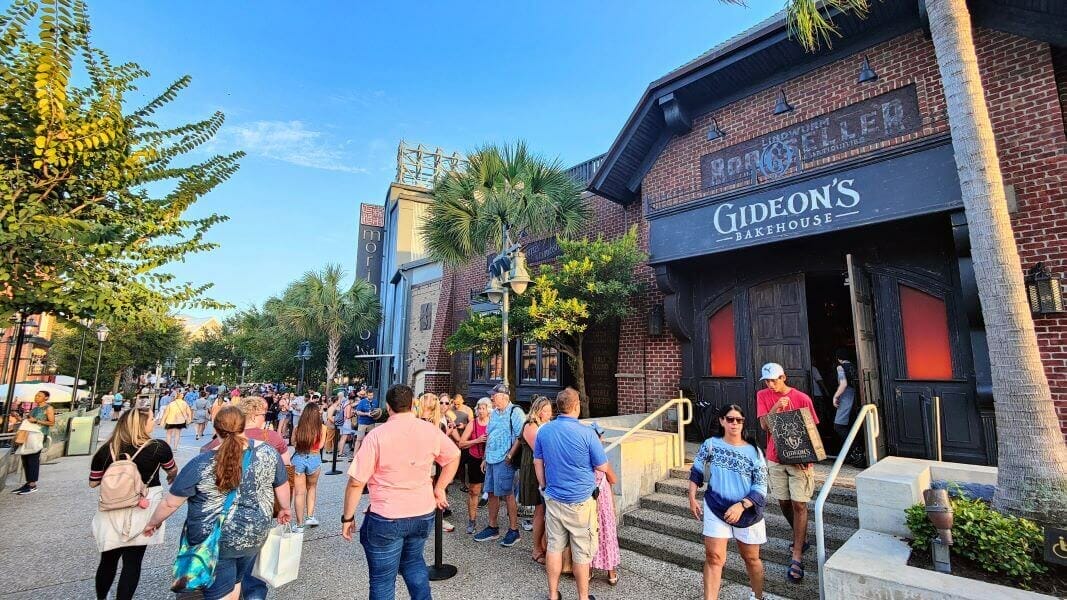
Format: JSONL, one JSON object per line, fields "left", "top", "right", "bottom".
{"left": 420, "top": 141, "right": 589, "bottom": 266}
{"left": 761, "top": 0, "right": 1067, "bottom": 523}
{"left": 278, "top": 265, "right": 381, "bottom": 395}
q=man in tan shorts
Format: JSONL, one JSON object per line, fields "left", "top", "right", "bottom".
{"left": 534, "top": 388, "right": 617, "bottom": 600}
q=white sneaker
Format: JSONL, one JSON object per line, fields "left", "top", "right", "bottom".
{"left": 305, "top": 515, "right": 320, "bottom": 527}
{"left": 291, "top": 525, "right": 305, "bottom": 534}
{"left": 442, "top": 519, "right": 455, "bottom": 532}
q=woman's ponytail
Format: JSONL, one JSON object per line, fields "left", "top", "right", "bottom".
{"left": 213, "top": 406, "right": 247, "bottom": 492}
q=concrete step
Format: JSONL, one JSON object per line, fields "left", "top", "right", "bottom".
{"left": 640, "top": 492, "right": 860, "bottom": 530}
{"left": 655, "top": 476, "right": 858, "bottom": 507}
{"left": 617, "top": 524, "right": 820, "bottom": 599}
{"left": 623, "top": 507, "right": 853, "bottom": 558}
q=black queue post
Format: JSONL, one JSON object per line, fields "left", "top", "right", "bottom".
{"left": 325, "top": 428, "right": 343, "bottom": 475}
{"left": 428, "top": 463, "right": 457, "bottom": 581}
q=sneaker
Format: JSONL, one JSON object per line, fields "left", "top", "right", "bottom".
{"left": 521, "top": 519, "right": 534, "bottom": 532}
{"left": 442, "top": 519, "right": 455, "bottom": 532}
{"left": 15, "top": 486, "right": 37, "bottom": 495}
{"left": 290, "top": 525, "right": 305, "bottom": 534}
{"left": 473, "top": 526, "right": 500, "bottom": 542}
{"left": 10, "top": 484, "right": 28, "bottom": 494}
{"left": 499, "top": 528, "right": 521, "bottom": 547}
{"left": 466, "top": 520, "right": 476, "bottom": 534}
{"left": 748, "top": 592, "right": 760, "bottom": 600}
{"left": 478, "top": 497, "right": 488, "bottom": 508}
{"left": 305, "top": 515, "right": 320, "bottom": 527}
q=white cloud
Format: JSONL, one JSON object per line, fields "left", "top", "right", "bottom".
{"left": 211, "top": 120, "right": 369, "bottom": 174}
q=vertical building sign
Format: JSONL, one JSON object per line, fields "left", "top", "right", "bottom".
{"left": 356, "top": 204, "right": 385, "bottom": 353}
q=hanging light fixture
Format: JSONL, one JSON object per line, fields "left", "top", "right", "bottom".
{"left": 1025, "top": 262, "right": 1064, "bottom": 315}
{"left": 773, "top": 88, "right": 794, "bottom": 115}
{"left": 706, "top": 116, "right": 725, "bottom": 141}
{"left": 508, "top": 250, "right": 532, "bottom": 296}
{"left": 857, "top": 55, "right": 879, "bottom": 83}
{"left": 483, "top": 276, "right": 506, "bottom": 304}
{"left": 648, "top": 304, "right": 665, "bottom": 336}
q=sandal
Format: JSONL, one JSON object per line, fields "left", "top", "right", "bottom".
{"left": 789, "top": 541, "right": 812, "bottom": 554}
{"left": 787, "top": 559, "right": 804, "bottom": 583}
{"left": 533, "top": 555, "right": 546, "bottom": 565}
{"left": 608, "top": 571, "right": 618, "bottom": 586}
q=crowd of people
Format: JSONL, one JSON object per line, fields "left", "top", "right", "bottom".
{"left": 8, "top": 357, "right": 837, "bottom": 600}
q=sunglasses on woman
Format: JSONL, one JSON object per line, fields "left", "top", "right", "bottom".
{"left": 723, "top": 416, "right": 745, "bottom": 424}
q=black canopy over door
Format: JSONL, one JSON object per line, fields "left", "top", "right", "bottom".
{"left": 749, "top": 274, "right": 812, "bottom": 397}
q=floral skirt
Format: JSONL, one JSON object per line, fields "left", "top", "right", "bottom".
{"left": 590, "top": 471, "right": 620, "bottom": 571}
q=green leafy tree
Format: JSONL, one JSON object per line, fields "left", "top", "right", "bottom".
{"left": 527, "top": 227, "right": 645, "bottom": 416}
{"left": 276, "top": 264, "right": 381, "bottom": 392}
{"left": 0, "top": 0, "right": 242, "bottom": 324}
{"left": 421, "top": 141, "right": 588, "bottom": 266}
{"left": 49, "top": 315, "right": 184, "bottom": 394}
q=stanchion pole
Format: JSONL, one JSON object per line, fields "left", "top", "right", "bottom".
{"left": 325, "top": 428, "right": 343, "bottom": 475}
{"left": 428, "top": 463, "right": 457, "bottom": 581}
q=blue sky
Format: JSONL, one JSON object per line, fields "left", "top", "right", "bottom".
{"left": 87, "top": 0, "right": 784, "bottom": 319}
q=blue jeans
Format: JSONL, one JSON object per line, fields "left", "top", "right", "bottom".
{"left": 203, "top": 553, "right": 256, "bottom": 600}
{"left": 242, "top": 569, "right": 267, "bottom": 600}
{"left": 359, "top": 511, "right": 434, "bottom": 600}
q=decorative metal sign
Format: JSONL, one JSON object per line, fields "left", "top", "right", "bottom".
{"left": 649, "top": 141, "right": 962, "bottom": 262}
{"left": 700, "top": 85, "right": 921, "bottom": 191}
{"left": 356, "top": 204, "right": 385, "bottom": 352}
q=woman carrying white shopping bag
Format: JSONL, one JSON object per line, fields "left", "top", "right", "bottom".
{"left": 89, "top": 407, "right": 177, "bottom": 600}
{"left": 252, "top": 524, "right": 303, "bottom": 588}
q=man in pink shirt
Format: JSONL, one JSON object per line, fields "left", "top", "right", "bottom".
{"left": 756, "top": 362, "right": 819, "bottom": 584}
{"left": 341, "top": 384, "right": 460, "bottom": 600}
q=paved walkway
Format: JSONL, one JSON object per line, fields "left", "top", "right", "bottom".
{"left": 0, "top": 422, "right": 767, "bottom": 600}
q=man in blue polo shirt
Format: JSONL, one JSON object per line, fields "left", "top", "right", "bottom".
{"left": 534, "top": 387, "right": 616, "bottom": 600}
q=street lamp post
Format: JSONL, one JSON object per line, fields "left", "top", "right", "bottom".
{"left": 483, "top": 225, "right": 532, "bottom": 390}
{"left": 89, "top": 324, "right": 110, "bottom": 410}
{"left": 186, "top": 356, "right": 202, "bottom": 385}
{"left": 295, "top": 341, "right": 311, "bottom": 395}
{"left": 71, "top": 318, "right": 92, "bottom": 410}
{"left": 240, "top": 359, "right": 250, "bottom": 386}
{"left": 1, "top": 313, "right": 27, "bottom": 433}
{"left": 207, "top": 359, "right": 217, "bottom": 385}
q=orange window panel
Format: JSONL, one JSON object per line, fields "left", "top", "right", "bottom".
{"left": 899, "top": 284, "right": 953, "bottom": 380}
{"left": 708, "top": 303, "right": 737, "bottom": 377}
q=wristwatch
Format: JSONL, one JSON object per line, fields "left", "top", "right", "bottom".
{"left": 341, "top": 514, "right": 355, "bottom": 523}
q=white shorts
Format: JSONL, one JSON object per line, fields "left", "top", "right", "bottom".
{"left": 702, "top": 503, "right": 767, "bottom": 545}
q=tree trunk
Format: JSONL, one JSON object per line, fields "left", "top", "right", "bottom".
{"left": 574, "top": 335, "right": 589, "bottom": 418}
{"left": 927, "top": 0, "right": 1067, "bottom": 524}
{"left": 326, "top": 333, "right": 340, "bottom": 396}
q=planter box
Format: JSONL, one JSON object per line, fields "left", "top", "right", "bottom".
{"left": 824, "top": 529, "right": 1055, "bottom": 599}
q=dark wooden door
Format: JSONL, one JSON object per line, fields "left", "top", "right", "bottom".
{"left": 749, "top": 274, "right": 812, "bottom": 396}
{"left": 846, "top": 254, "right": 886, "bottom": 460}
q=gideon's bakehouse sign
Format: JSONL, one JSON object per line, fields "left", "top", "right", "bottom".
{"left": 700, "top": 85, "right": 922, "bottom": 190}
{"left": 648, "top": 141, "right": 962, "bottom": 262}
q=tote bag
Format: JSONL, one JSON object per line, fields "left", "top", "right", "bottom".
{"left": 14, "top": 423, "right": 43, "bottom": 455}
{"left": 91, "top": 486, "right": 166, "bottom": 552}
{"left": 252, "top": 524, "right": 303, "bottom": 588}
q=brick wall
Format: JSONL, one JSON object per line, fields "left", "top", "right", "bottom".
{"left": 427, "top": 28, "right": 1067, "bottom": 435}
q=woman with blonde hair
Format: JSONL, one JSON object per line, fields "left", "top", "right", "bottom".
{"left": 209, "top": 394, "right": 227, "bottom": 422}
{"left": 518, "top": 396, "right": 553, "bottom": 563}
{"left": 144, "top": 407, "right": 290, "bottom": 600}
{"left": 90, "top": 408, "right": 177, "bottom": 600}
{"left": 290, "top": 402, "right": 326, "bottom": 531}
{"left": 158, "top": 391, "right": 192, "bottom": 450}
{"left": 417, "top": 392, "right": 455, "bottom": 532}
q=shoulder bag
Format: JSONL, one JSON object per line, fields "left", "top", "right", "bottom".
{"left": 171, "top": 445, "right": 252, "bottom": 593}
{"left": 701, "top": 438, "right": 764, "bottom": 529}
{"left": 506, "top": 406, "right": 523, "bottom": 470}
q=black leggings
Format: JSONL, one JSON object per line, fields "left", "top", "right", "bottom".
{"left": 20, "top": 452, "right": 40, "bottom": 484}
{"left": 95, "top": 545, "right": 147, "bottom": 600}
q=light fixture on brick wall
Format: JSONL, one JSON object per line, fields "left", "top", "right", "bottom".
{"left": 706, "top": 116, "right": 725, "bottom": 141}
{"left": 1025, "top": 262, "right": 1064, "bottom": 315}
{"left": 773, "top": 88, "right": 793, "bottom": 115}
{"left": 648, "top": 304, "right": 665, "bottom": 336}
{"left": 857, "top": 55, "right": 879, "bottom": 83}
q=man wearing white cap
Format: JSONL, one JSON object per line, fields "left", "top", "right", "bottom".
{"left": 756, "top": 362, "right": 819, "bottom": 584}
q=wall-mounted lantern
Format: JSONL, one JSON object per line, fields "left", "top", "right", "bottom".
{"left": 1026, "top": 262, "right": 1064, "bottom": 315}
{"left": 648, "top": 304, "right": 665, "bottom": 336}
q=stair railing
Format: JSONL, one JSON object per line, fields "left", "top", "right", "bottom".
{"left": 603, "top": 390, "right": 693, "bottom": 468}
{"left": 815, "top": 403, "right": 880, "bottom": 600}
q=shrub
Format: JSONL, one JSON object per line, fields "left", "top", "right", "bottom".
{"left": 905, "top": 494, "right": 1047, "bottom": 583}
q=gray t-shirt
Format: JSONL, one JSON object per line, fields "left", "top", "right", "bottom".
{"left": 170, "top": 441, "right": 286, "bottom": 557}
{"left": 834, "top": 364, "right": 856, "bottom": 426}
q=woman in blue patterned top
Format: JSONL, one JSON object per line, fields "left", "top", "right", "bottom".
{"left": 687, "top": 404, "right": 769, "bottom": 600}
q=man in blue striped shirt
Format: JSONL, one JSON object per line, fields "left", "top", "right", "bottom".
{"left": 473, "top": 384, "right": 526, "bottom": 547}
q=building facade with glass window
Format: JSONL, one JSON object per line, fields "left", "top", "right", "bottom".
{"left": 424, "top": 0, "right": 1067, "bottom": 463}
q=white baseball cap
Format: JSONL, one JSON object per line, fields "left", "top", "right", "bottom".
{"left": 761, "top": 363, "right": 785, "bottom": 380}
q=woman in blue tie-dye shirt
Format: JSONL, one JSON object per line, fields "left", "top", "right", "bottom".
{"left": 687, "top": 404, "right": 769, "bottom": 600}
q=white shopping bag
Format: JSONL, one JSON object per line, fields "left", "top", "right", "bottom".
{"left": 252, "top": 524, "right": 303, "bottom": 588}
{"left": 91, "top": 487, "right": 165, "bottom": 552}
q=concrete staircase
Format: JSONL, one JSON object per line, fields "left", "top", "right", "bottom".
{"left": 617, "top": 463, "right": 861, "bottom": 599}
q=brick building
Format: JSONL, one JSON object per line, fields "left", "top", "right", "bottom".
{"left": 426, "top": 0, "right": 1067, "bottom": 465}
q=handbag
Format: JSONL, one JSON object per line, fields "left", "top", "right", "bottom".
{"left": 170, "top": 446, "right": 252, "bottom": 593}
{"left": 14, "top": 422, "right": 44, "bottom": 455}
{"left": 252, "top": 524, "right": 303, "bottom": 588}
{"left": 92, "top": 486, "right": 166, "bottom": 552}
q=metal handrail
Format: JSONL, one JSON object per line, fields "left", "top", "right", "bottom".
{"left": 816, "top": 403, "right": 880, "bottom": 600}
{"left": 604, "top": 390, "right": 693, "bottom": 468}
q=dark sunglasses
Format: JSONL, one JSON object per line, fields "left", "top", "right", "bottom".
{"left": 723, "top": 416, "right": 745, "bottom": 424}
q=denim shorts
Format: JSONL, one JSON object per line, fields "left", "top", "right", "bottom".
{"left": 292, "top": 452, "right": 322, "bottom": 475}
{"left": 202, "top": 553, "right": 257, "bottom": 600}
{"left": 484, "top": 461, "right": 516, "bottom": 497}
